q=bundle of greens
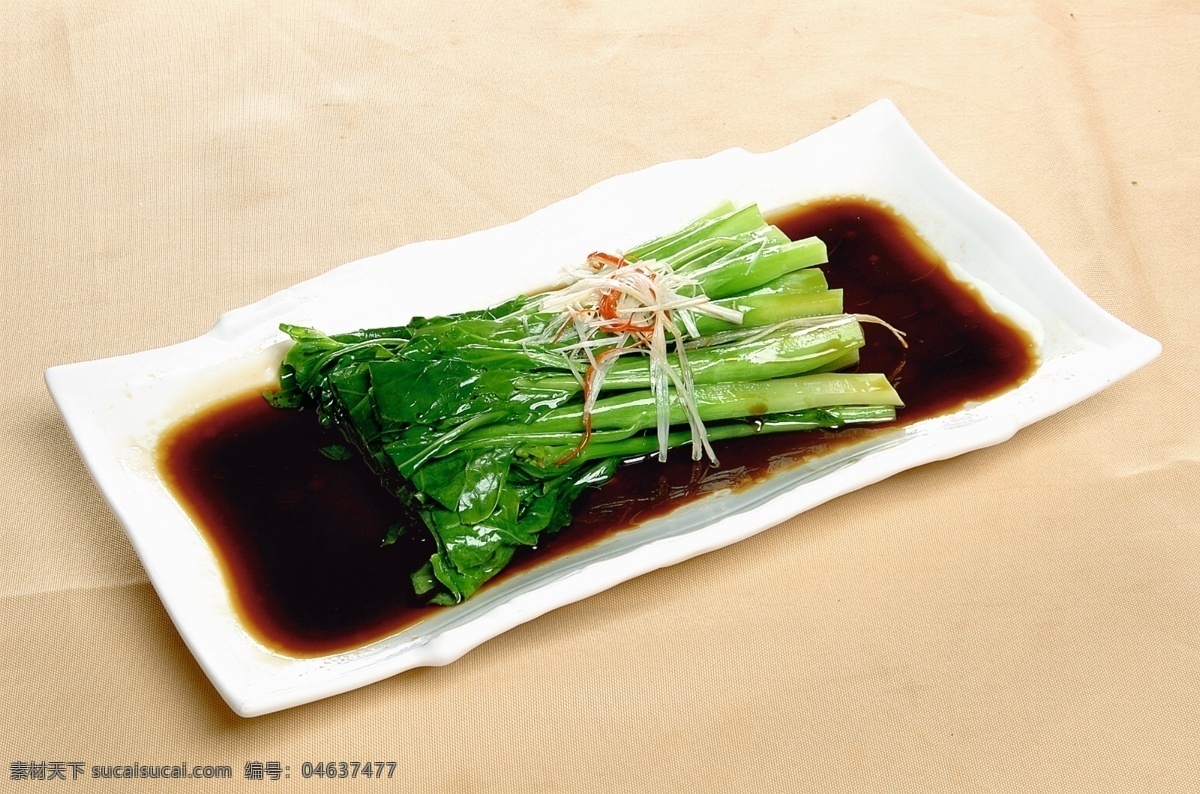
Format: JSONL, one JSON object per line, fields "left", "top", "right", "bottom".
{"left": 269, "top": 203, "right": 903, "bottom": 604}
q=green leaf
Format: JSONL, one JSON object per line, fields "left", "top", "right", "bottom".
{"left": 262, "top": 389, "right": 302, "bottom": 409}
{"left": 410, "top": 448, "right": 513, "bottom": 524}
{"left": 381, "top": 522, "right": 408, "bottom": 547}
{"left": 370, "top": 359, "right": 481, "bottom": 425}
{"left": 411, "top": 559, "right": 439, "bottom": 596}
{"left": 318, "top": 444, "right": 353, "bottom": 461}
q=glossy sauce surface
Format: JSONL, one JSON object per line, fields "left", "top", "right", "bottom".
{"left": 158, "top": 198, "right": 1036, "bottom": 656}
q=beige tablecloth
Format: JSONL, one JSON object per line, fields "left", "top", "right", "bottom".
{"left": 3, "top": 1, "right": 1197, "bottom": 791}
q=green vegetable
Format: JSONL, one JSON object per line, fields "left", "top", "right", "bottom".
{"left": 271, "top": 204, "right": 902, "bottom": 604}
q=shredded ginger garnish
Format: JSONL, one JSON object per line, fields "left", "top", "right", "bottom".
{"left": 539, "top": 252, "right": 743, "bottom": 465}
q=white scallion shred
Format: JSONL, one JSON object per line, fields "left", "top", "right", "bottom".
{"left": 537, "top": 252, "right": 743, "bottom": 464}
{"left": 853, "top": 313, "right": 909, "bottom": 347}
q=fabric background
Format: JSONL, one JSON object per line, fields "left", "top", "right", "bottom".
{"left": 2, "top": 1, "right": 1197, "bottom": 791}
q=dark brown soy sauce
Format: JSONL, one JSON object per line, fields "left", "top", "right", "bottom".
{"left": 159, "top": 397, "right": 441, "bottom": 655}
{"left": 158, "top": 197, "right": 1035, "bottom": 657}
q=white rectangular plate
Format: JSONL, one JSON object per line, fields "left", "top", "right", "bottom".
{"left": 46, "top": 100, "right": 1160, "bottom": 716}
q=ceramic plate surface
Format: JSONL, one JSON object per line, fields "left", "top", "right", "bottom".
{"left": 46, "top": 100, "right": 1160, "bottom": 716}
